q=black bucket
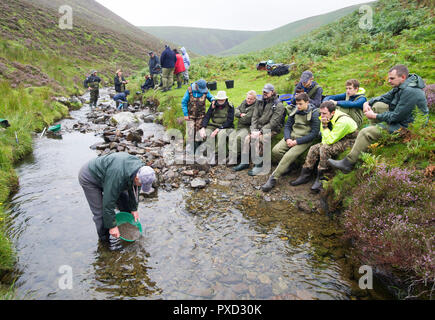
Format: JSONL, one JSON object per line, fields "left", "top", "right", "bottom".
{"left": 207, "top": 81, "right": 217, "bottom": 91}
{"left": 225, "top": 80, "right": 234, "bottom": 89}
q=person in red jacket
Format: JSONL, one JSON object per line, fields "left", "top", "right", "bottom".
{"left": 173, "top": 49, "right": 186, "bottom": 89}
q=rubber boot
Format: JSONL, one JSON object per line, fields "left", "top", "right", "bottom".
{"left": 177, "top": 81, "right": 182, "bottom": 89}
{"left": 248, "top": 162, "right": 263, "bottom": 176}
{"left": 327, "top": 158, "right": 354, "bottom": 174}
{"left": 290, "top": 167, "right": 313, "bottom": 186}
{"left": 232, "top": 163, "right": 249, "bottom": 172}
{"left": 310, "top": 170, "right": 325, "bottom": 193}
{"left": 261, "top": 176, "right": 277, "bottom": 192}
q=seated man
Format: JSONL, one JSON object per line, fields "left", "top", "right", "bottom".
{"left": 198, "top": 91, "right": 234, "bottom": 164}
{"left": 323, "top": 79, "right": 367, "bottom": 127}
{"left": 291, "top": 101, "right": 358, "bottom": 192}
{"left": 262, "top": 93, "right": 320, "bottom": 192}
{"left": 290, "top": 70, "right": 323, "bottom": 108}
{"left": 229, "top": 90, "right": 259, "bottom": 163}
{"left": 141, "top": 75, "right": 154, "bottom": 93}
{"left": 113, "top": 90, "right": 130, "bottom": 111}
{"left": 233, "top": 83, "right": 285, "bottom": 176}
{"left": 181, "top": 79, "right": 215, "bottom": 158}
{"left": 328, "top": 65, "right": 428, "bottom": 173}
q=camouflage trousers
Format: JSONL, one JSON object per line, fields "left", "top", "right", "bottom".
{"left": 303, "top": 131, "right": 358, "bottom": 171}
{"left": 90, "top": 89, "right": 99, "bottom": 106}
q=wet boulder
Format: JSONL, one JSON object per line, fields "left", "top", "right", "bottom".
{"left": 191, "top": 178, "right": 207, "bottom": 189}
{"left": 110, "top": 112, "right": 139, "bottom": 127}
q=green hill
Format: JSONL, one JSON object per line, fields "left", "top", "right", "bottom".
{"left": 139, "top": 26, "right": 262, "bottom": 56}
{"left": 220, "top": 3, "right": 373, "bottom": 55}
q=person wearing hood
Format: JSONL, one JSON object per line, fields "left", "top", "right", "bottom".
{"left": 180, "top": 47, "right": 191, "bottom": 85}
{"left": 329, "top": 65, "right": 429, "bottom": 173}
{"left": 290, "top": 71, "right": 323, "bottom": 108}
{"left": 113, "top": 90, "right": 130, "bottom": 111}
{"left": 160, "top": 45, "right": 177, "bottom": 92}
{"left": 323, "top": 79, "right": 367, "bottom": 127}
{"left": 173, "top": 49, "right": 186, "bottom": 89}
{"left": 182, "top": 79, "right": 215, "bottom": 158}
{"left": 78, "top": 152, "right": 156, "bottom": 242}
{"left": 291, "top": 101, "right": 358, "bottom": 192}
{"left": 84, "top": 70, "right": 101, "bottom": 109}
{"left": 262, "top": 93, "right": 320, "bottom": 192}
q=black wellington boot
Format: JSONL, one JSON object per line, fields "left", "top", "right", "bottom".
{"left": 290, "top": 168, "right": 313, "bottom": 186}
{"left": 327, "top": 158, "right": 354, "bottom": 174}
{"left": 310, "top": 170, "right": 325, "bottom": 193}
{"left": 261, "top": 176, "right": 277, "bottom": 192}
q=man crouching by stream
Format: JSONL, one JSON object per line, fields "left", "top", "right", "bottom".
{"left": 78, "top": 152, "right": 156, "bottom": 243}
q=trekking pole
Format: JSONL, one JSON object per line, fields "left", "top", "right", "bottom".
{"left": 15, "top": 131, "right": 19, "bottom": 144}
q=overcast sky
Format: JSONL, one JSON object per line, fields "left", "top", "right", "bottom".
{"left": 95, "top": 0, "right": 373, "bottom": 31}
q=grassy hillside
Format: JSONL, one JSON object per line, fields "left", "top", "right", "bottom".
{"left": 0, "top": 0, "right": 167, "bottom": 296}
{"left": 141, "top": 0, "right": 434, "bottom": 298}
{"left": 219, "top": 3, "right": 372, "bottom": 56}
{"left": 140, "top": 26, "right": 262, "bottom": 56}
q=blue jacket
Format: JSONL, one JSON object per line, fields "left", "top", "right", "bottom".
{"left": 181, "top": 84, "right": 215, "bottom": 117}
{"left": 160, "top": 46, "right": 177, "bottom": 69}
{"left": 323, "top": 88, "right": 367, "bottom": 110}
{"left": 113, "top": 92, "right": 128, "bottom": 101}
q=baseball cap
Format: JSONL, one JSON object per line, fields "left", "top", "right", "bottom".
{"left": 137, "top": 166, "right": 156, "bottom": 193}
{"left": 300, "top": 70, "right": 313, "bottom": 83}
{"left": 196, "top": 79, "right": 208, "bottom": 94}
{"left": 263, "top": 83, "right": 275, "bottom": 93}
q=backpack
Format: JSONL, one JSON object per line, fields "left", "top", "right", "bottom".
{"left": 83, "top": 77, "right": 89, "bottom": 88}
{"left": 268, "top": 64, "right": 290, "bottom": 76}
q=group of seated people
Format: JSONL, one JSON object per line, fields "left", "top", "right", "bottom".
{"left": 181, "top": 65, "right": 429, "bottom": 193}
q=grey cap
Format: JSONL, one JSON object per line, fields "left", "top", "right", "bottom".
{"left": 300, "top": 70, "right": 313, "bottom": 83}
{"left": 263, "top": 83, "right": 275, "bottom": 93}
{"left": 137, "top": 166, "right": 156, "bottom": 193}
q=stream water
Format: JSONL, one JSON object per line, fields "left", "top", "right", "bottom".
{"left": 4, "top": 90, "right": 387, "bottom": 300}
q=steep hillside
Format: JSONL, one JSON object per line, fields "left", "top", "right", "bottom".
{"left": 140, "top": 26, "right": 262, "bottom": 56}
{"left": 220, "top": 3, "right": 372, "bottom": 56}
{"left": 0, "top": 0, "right": 166, "bottom": 92}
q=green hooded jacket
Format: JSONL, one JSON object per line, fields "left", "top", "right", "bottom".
{"left": 250, "top": 98, "right": 285, "bottom": 133}
{"left": 370, "top": 74, "right": 428, "bottom": 133}
{"left": 88, "top": 152, "right": 144, "bottom": 229}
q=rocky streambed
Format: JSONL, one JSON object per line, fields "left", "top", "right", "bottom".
{"left": 2, "top": 88, "right": 391, "bottom": 300}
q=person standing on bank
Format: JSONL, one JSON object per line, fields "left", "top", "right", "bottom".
{"left": 180, "top": 47, "right": 191, "bottom": 85}
{"left": 160, "top": 45, "right": 177, "bottom": 92}
{"left": 174, "top": 49, "right": 186, "bottom": 89}
{"left": 114, "top": 69, "right": 129, "bottom": 93}
{"left": 78, "top": 152, "right": 156, "bottom": 242}
{"left": 148, "top": 51, "right": 161, "bottom": 89}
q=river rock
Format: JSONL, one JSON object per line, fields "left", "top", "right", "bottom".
{"left": 191, "top": 178, "right": 206, "bottom": 189}
{"left": 142, "top": 114, "right": 156, "bottom": 123}
{"left": 258, "top": 274, "right": 272, "bottom": 285}
{"left": 111, "top": 112, "right": 139, "bottom": 127}
{"left": 248, "top": 285, "right": 257, "bottom": 297}
{"left": 126, "top": 131, "right": 143, "bottom": 143}
{"left": 231, "top": 283, "right": 248, "bottom": 295}
{"left": 296, "top": 289, "right": 314, "bottom": 300}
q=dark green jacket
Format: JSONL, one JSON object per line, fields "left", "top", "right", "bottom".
{"left": 235, "top": 99, "right": 258, "bottom": 129}
{"left": 371, "top": 74, "right": 428, "bottom": 133}
{"left": 88, "top": 152, "right": 144, "bottom": 229}
{"left": 250, "top": 98, "right": 285, "bottom": 133}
